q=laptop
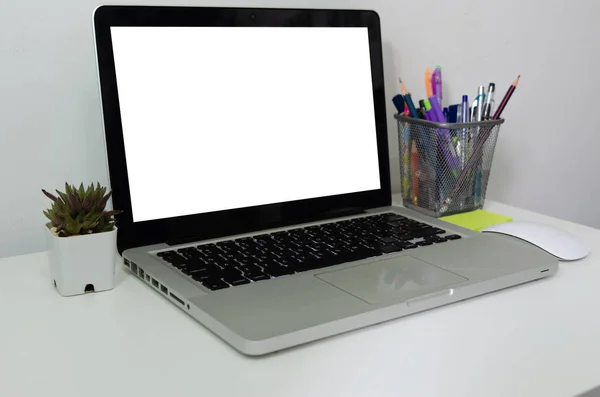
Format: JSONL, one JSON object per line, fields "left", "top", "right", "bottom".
{"left": 93, "top": 5, "right": 558, "bottom": 355}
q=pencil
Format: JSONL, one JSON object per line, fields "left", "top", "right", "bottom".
{"left": 411, "top": 141, "right": 418, "bottom": 205}
{"left": 403, "top": 142, "right": 410, "bottom": 197}
{"left": 492, "top": 75, "right": 520, "bottom": 120}
{"left": 398, "top": 77, "right": 409, "bottom": 96}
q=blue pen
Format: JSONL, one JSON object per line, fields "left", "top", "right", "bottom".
{"left": 460, "top": 95, "right": 469, "bottom": 170}
{"left": 392, "top": 94, "right": 405, "bottom": 114}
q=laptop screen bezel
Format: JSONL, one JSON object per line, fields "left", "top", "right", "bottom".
{"left": 93, "top": 5, "right": 390, "bottom": 253}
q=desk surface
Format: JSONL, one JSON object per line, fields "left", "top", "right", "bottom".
{"left": 1, "top": 196, "right": 598, "bottom": 397}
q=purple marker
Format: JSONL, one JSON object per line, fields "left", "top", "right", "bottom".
{"left": 432, "top": 66, "right": 443, "bottom": 106}
{"left": 428, "top": 96, "right": 459, "bottom": 172}
{"left": 425, "top": 108, "right": 435, "bottom": 121}
{"left": 428, "top": 95, "right": 446, "bottom": 123}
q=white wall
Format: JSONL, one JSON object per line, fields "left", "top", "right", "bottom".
{"left": 1, "top": 0, "right": 599, "bottom": 258}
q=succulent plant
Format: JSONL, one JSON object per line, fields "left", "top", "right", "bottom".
{"left": 42, "top": 182, "right": 122, "bottom": 237}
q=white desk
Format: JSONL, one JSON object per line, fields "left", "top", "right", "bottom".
{"left": 1, "top": 196, "right": 599, "bottom": 397}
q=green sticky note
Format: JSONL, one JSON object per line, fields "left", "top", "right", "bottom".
{"left": 439, "top": 210, "right": 512, "bottom": 232}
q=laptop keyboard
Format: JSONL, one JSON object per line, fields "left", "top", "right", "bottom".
{"left": 156, "top": 213, "right": 461, "bottom": 291}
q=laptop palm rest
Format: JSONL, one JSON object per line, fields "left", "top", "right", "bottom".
{"left": 315, "top": 256, "right": 468, "bottom": 305}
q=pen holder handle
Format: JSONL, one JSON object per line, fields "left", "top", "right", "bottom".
{"left": 395, "top": 115, "right": 504, "bottom": 218}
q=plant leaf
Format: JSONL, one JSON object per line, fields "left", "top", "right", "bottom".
{"left": 56, "top": 189, "right": 69, "bottom": 206}
{"left": 43, "top": 210, "right": 53, "bottom": 221}
{"left": 65, "top": 216, "right": 80, "bottom": 236}
{"left": 103, "top": 209, "right": 122, "bottom": 218}
{"left": 67, "top": 192, "right": 82, "bottom": 214}
{"left": 41, "top": 189, "right": 58, "bottom": 202}
{"left": 98, "top": 191, "right": 113, "bottom": 211}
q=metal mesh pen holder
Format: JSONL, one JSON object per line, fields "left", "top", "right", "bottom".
{"left": 396, "top": 115, "right": 505, "bottom": 218}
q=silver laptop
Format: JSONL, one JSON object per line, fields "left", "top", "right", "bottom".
{"left": 93, "top": 5, "right": 558, "bottom": 355}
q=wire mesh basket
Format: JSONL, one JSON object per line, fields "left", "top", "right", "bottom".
{"left": 396, "top": 114, "right": 505, "bottom": 218}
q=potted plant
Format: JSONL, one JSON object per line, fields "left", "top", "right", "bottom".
{"left": 42, "top": 182, "right": 122, "bottom": 296}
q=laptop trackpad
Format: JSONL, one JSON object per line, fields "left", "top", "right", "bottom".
{"left": 315, "top": 256, "right": 468, "bottom": 305}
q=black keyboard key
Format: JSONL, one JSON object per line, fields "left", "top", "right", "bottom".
{"left": 167, "top": 254, "right": 187, "bottom": 266}
{"left": 188, "top": 266, "right": 209, "bottom": 275}
{"left": 271, "top": 231, "right": 289, "bottom": 238}
{"left": 384, "top": 214, "right": 404, "bottom": 221}
{"left": 227, "top": 277, "right": 251, "bottom": 286}
{"left": 380, "top": 244, "right": 403, "bottom": 254}
{"left": 263, "top": 266, "right": 295, "bottom": 277}
{"left": 254, "top": 234, "right": 274, "bottom": 245}
{"left": 417, "top": 240, "right": 433, "bottom": 246}
{"left": 427, "top": 236, "right": 447, "bottom": 243}
{"left": 409, "top": 227, "right": 441, "bottom": 239}
{"left": 216, "top": 241, "right": 237, "bottom": 251}
{"left": 220, "top": 267, "right": 244, "bottom": 277}
{"left": 176, "top": 248, "right": 193, "bottom": 255}
{"left": 191, "top": 271, "right": 210, "bottom": 282}
{"left": 272, "top": 257, "right": 298, "bottom": 267}
{"left": 180, "top": 265, "right": 199, "bottom": 276}
{"left": 404, "top": 244, "right": 419, "bottom": 249}
{"left": 239, "top": 264, "right": 262, "bottom": 275}
{"left": 218, "top": 258, "right": 241, "bottom": 269}
{"left": 246, "top": 273, "right": 271, "bottom": 282}
{"left": 446, "top": 234, "right": 462, "bottom": 240}
{"left": 379, "top": 236, "right": 397, "bottom": 244}
{"left": 295, "top": 260, "right": 332, "bottom": 272}
{"left": 236, "top": 256, "right": 260, "bottom": 266}
{"left": 201, "top": 278, "right": 229, "bottom": 291}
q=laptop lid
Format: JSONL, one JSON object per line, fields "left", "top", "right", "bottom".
{"left": 93, "top": 6, "right": 390, "bottom": 253}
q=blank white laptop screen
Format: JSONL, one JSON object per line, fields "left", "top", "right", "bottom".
{"left": 110, "top": 26, "right": 381, "bottom": 222}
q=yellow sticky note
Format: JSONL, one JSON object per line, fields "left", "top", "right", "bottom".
{"left": 439, "top": 210, "right": 512, "bottom": 232}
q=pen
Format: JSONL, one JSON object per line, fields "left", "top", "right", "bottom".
{"left": 392, "top": 94, "right": 405, "bottom": 114}
{"left": 460, "top": 95, "right": 469, "bottom": 170}
{"left": 475, "top": 86, "right": 485, "bottom": 123}
{"left": 443, "top": 107, "right": 449, "bottom": 122}
{"left": 448, "top": 104, "right": 459, "bottom": 123}
{"left": 473, "top": 86, "right": 485, "bottom": 206}
{"left": 492, "top": 75, "right": 520, "bottom": 120}
{"left": 483, "top": 83, "right": 496, "bottom": 119}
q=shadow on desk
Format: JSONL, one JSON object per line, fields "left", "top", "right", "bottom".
{"left": 578, "top": 385, "right": 600, "bottom": 397}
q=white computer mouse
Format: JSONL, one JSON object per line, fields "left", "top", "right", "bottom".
{"left": 481, "top": 221, "right": 589, "bottom": 261}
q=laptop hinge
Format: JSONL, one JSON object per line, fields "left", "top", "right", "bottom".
{"left": 314, "top": 206, "right": 366, "bottom": 221}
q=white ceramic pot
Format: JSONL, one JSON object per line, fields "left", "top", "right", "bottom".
{"left": 46, "top": 226, "right": 117, "bottom": 296}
